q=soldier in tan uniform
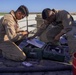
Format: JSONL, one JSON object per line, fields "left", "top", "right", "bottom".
{"left": 28, "top": 8, "right": 76, "bottom": 61}
{"left": 0, "top": 5, "right": 29, "bottom": 61}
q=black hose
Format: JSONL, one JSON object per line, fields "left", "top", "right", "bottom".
{"left": 0, "top": 65, "right": 72, "bottom": 73}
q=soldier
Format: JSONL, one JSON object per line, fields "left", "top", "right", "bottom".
{"left": 28, "top": 8, "right": 76, "bottom": 63}
{"left": 0, "top": 5, "right": 29, "bottom": 61}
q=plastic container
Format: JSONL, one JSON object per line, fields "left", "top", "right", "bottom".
{"left": 73, "top": 52, "right": 76, "bottom": 75}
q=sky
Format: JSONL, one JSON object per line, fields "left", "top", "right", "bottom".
{"left": 0, "top": 0, "right": 76, "bottom": 13}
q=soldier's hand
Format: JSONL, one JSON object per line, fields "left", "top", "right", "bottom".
{"left": 21, "top": 31, "right": 29, "bottom": 36}
{"left": 54, "top": 35, "right": 60, "bottom": 41}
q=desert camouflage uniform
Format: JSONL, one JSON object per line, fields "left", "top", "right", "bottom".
{"left": 0, "top": 10, "right": 26, "bottom": 61}
{"left": 36, "top": 10, "right": 76, "bottom": 56}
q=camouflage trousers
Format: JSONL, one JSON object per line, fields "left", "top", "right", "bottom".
{"left": 0, "top": 41, "right": 26, "bottom": 61}
{"left": 66, "top": 26, "right": 76, "bottom": 56}
{"left": 39, "top": 25, "right": 62, "bottom": 44}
